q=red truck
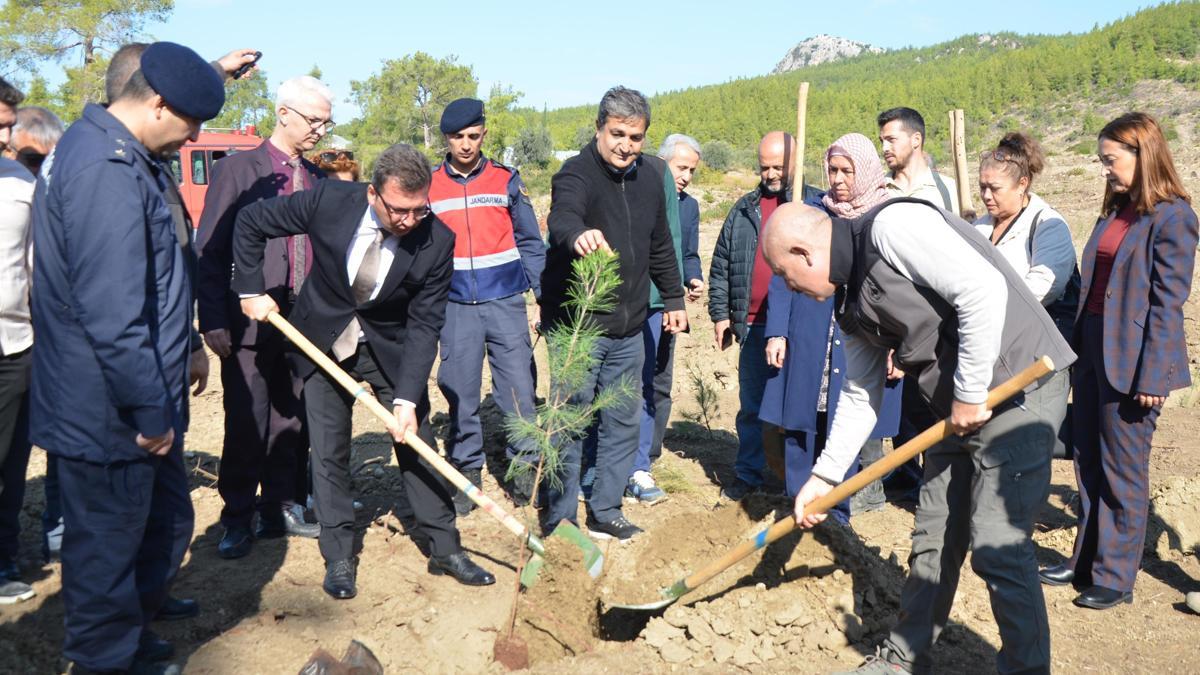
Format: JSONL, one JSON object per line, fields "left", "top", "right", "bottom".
{"left": 166, "top": 126, "right": 262, "bottom": 226}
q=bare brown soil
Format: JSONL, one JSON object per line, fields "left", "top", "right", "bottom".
{"left": 2, "top": 81, "right": 1200, "bottom": 673}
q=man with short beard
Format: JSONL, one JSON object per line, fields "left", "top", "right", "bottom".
{"left": 538, "top": 86, "right": 687, "bottom": 542}
{"left": 29, "top": 42, "right": 224, "bottom": 674}
{"left": 708, "top": 131, "right": 819, "bottom": 501}
{"left": 197, "top": 76, "right": 334, "bottom": 559}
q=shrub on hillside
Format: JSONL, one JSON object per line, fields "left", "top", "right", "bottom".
{"left": 513, "top": 126, "right": 553, "bottom": 168}
{"left": 702, "top": 140, "right": 734, "bottom": 172}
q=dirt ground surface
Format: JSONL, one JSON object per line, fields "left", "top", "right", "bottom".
{"left": 3, "top": 82, "right": 1200, "bottom": 673}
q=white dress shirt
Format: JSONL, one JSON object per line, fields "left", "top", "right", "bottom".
{"left": 346, "top": 206, "right": 417, "bottom": 409}
{"left": 0, "top": 158, "right": 35, "bottom": 356}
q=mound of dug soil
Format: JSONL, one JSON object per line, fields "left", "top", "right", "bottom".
{"left": 593, "top": 496, "right": 909, "bottom": 669}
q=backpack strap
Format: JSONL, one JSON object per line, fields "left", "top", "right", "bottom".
{"left": 930, "top": 171, "right": 954, "bottom": 211}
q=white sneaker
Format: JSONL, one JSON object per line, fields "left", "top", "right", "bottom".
{"left": 1186, "top": 591, "right": 1200, "bottom": 615}
{"left": 0, "top": 580, "right": 34, "bottom": 604}
{"left": 624, "top": 470, "right": 668, "bottom": 505}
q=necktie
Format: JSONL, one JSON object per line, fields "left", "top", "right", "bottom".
{"left": 332, "top": 229, "right": 385, "bottom": 361}
{"left": 287, "top": 158, "right": 309, "bottom": 293}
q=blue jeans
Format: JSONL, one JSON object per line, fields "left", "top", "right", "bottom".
{"left": 541, "top": 334, "right": 644, "bottom": 532}
{"left": 633, "top": 311, "right": 675, "bottom": 475}
{"left": 735, "top": 324, "right": 770, "bottom": 486}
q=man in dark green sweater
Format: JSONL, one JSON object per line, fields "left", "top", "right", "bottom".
{"left": 539, "top": 86, "right": 687, "bottom": 542}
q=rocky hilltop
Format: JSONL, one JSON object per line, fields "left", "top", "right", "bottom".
{"left": 772, "top": 34, "right": 885, "bottom": 73}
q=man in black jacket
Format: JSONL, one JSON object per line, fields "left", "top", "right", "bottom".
{"left": 540, "top": 86, "right": 687, "bottom": 542}
{"left": 236, "top": 144, "right": 494, "bottom": 599}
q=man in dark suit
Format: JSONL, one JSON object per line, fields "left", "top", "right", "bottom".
{"left": 234, "top": 143, "right": 495, "bottom": 599}
{"left": 196, "top": 75, "right": 335, "bottom": 558}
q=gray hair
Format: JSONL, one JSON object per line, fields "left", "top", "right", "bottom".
{"left": 595, "top": 86, "right": 650, "bottom": 129}
{"left": 15, "top": 107, "right": 65, "bottom": 148}
{"left": 276, "top": 75, "right": 334, "bottom": 110}
{"left": 372, "top": 143, "right": 432, "bottom": 193}
{"left": 657, "top": 133, "right": 701, "bottom": 162}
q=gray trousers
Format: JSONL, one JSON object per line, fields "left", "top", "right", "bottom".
{"left": 437, "top": 295, "right": 538, "bottom": 471}
{"left": 885, "top": 375, "right": 1064, "bottom": 675}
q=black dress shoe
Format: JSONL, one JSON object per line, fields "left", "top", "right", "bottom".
{"left": 135, "top": 630, "right": 175, "bottom": 662}
{"left": 1038, "top": 564, "right": 1075, "bottom": 587}
{"left": 155, "top": 596, "right": 199, "bottom": 622}
{"left": 217, "top": 526, "right": 253, "bottom": 559}
{"left": 428, "top": 551, "right": 495, "bottom": 586}
{"left": 1074, "top": 585, "right": 1133, "bottom": 610}
{"left": 323, "top": 558, "right": 357, "bottom": 599}
{"left": 257, "top": 505, "right": 321, "bottom": 539}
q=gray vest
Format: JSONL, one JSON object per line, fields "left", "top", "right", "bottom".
{"left": 834, "top": 198, "right": 1076, "bottom": 417}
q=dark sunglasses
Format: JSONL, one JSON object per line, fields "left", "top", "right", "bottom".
{"left": 318, "top": 150, "right": 354, "bottom": 163}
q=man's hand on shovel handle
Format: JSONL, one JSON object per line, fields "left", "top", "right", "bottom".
{"left": 794, "top": 476, "right": 833, "bottom": 529}
{"left": 388, "top": 404, "right": 418, "bottom": 445}
{"left": 949, "top": 399, "right": 991, "bottom": 436}
{"left": 240, "top": 294, "right": 280, "bottom": 322}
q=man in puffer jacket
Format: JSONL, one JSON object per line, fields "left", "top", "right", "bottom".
{"left": 538, "top": 86, "right": 687, "bottom": 542}
{"left": 708, "top": 131, "right": 820, "bottom": 501}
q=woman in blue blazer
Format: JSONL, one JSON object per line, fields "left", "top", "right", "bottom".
{"left": 759, "top": 133, "right": 902, "bottom": 523}
{"left": 1039, "top": 113, "right": 1198, "bottom": 610}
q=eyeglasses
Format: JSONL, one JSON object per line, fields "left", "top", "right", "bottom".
{"left": 374, "top": 189, "right": 430, "bottom": 222}
{"left": 318, "top": 150, "right": 354, "bottom": 163}
{"left": 981, "top": 150, "right": 1018, "bottom": 163}
{"left": 285, "top": 106, "right": 335, "bottom": 133}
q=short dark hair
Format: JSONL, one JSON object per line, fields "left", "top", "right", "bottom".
{"left": 372, "top": 144, "right": 432, "bottom": 193}
{"left": 106, "top": 42, "right": 149, "bottom": 103}
{"left": 115, "top": 68, "right": 158, "bottom": 104}
{"left": 0, "top": 77, "right": 25, "bottom": 108}
{"left": 596, "top": 86, "right": 651, "bottom": 130}
{"left": 877, "top": 107, "right": 926, "bottom": 144}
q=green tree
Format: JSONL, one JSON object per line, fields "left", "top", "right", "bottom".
{"left": 349, "top": 52, "right": 476, "bottom": 150}
{"left": 0, "top": 0, "right": 172, "bottom": 86}
{"left": 572, "top": 125, "right": 594, "bottom": 150}
{"left": 483, "top": 83, "right": 524, "bottom": 159}
{"left": 701, "top": 140, "right": 734, "bottom": 172}
{"left": 209, "top": 69, "right": 273, "bottom": 135}
{"left": 512, "top": 126, "right": 553, "bottom": 169}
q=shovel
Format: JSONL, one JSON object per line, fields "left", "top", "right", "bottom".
{"left": 611, "top": 356, "right": 1056, "bottom": 611}
{"left": 266, "top": 311, "right": 603, "bottom": 586}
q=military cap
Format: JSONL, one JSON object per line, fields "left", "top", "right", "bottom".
{"left": 440, "top": 98, "right": 486, "bottom": 134}
{"left": 140, "top": 42, "right": 225, "bottom": 121}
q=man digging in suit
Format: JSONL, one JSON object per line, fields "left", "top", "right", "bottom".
{"left": 235, "top": 143, "right": 495, "bottom": 599}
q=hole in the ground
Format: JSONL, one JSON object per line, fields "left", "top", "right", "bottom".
{"left": 597, "top": 603, "right": 659, "bottom": 642}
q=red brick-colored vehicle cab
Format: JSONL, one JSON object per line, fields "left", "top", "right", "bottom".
{"left": 167, "top": 126, "right": 262, "bottom": 226}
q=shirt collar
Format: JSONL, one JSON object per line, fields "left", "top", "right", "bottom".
{"left": 81, "top": 104, "right": 150, "bottom": 163}
{"left": 444, "top": 154, "right": 487, "bottom": 179}
{"left": 265, "top": 140, "right": 298, "bottom": 167}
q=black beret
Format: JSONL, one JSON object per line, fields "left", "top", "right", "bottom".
{"left": 140, "top": 42, "right": 225, "bottom": 121}
{"left": 440, "top": 98, "right": 485, "bottom": 134}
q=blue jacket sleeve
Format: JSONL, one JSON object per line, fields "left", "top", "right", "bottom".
{"left": 62, "top": 162, "right": 172, "bottom": 438}
{"left": 508, "top": 171, "right": 545, "bottom": 299}
{"left": 681, "top": 195, "right": 703, "bottom": 284}
{"left": 764, "top": 275, "right": 792, "bottom": 339}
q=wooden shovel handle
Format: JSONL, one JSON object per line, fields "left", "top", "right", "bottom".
{"left": 678, "top": 355, "right": 1056, "bottom": 596}
{"left": 265, "top": 311, "right": 542, "bottom": 555}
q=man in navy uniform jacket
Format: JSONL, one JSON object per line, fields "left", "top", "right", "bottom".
{"left": 29, "top": 42, "right": 224, "bottom": 674}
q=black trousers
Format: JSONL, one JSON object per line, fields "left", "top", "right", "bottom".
{"left": 57, "top": 442, "right": 193, "bottom": 670}
{"left": 217, "top": 336, "right": 308, "bottom": 528}
{"left": 0, "top": 348, "right": 32, "bottom": 560}
{"left": 305, "top": 343, "right": 459, "bottom": 562}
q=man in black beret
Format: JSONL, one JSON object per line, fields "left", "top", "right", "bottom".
{"left": 430, "top": 97, "right": 545, "bottom": 514}
{"left": 29, "top": 41, "right": 224, "bottom": 675}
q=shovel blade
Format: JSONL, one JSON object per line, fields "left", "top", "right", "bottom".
{"left": 518, "top": 520, "right": 605, "bottom": 588}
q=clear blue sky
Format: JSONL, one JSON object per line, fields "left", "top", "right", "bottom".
{"left": 39, "top": 0, "right": 1159, "bottom": 121}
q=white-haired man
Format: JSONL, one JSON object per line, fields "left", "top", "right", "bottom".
{"left": 196, "top": 75, "right": 335, "bottom": 559}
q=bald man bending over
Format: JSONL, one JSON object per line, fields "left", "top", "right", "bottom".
{"left": 763, "top": 199, "right": 1073, "bottom": 675}
{"left": 707, "top": 131, "right": 820, "bottom": 500}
